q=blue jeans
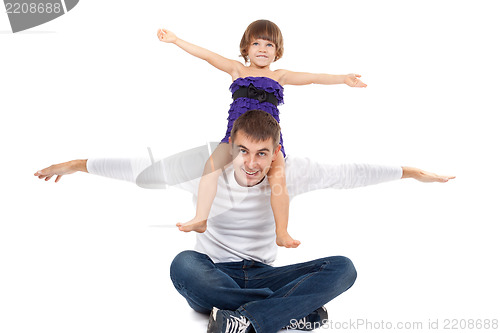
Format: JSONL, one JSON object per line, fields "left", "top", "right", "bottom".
{"left": 170, "top": 250, "right": 357, "bottom": 333}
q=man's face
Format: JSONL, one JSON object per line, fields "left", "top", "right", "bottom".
{"left": 229, "top": 131, "right": 280, "bottom": 187}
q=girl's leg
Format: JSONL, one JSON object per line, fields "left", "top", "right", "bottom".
{"left": 268, "top": 152, "right": 300, "bottom": 248}
{"left": 176, "top": 143, "right": 232, "bottom": 233}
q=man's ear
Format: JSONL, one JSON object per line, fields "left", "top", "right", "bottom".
{"left": 272, "top": 145, "right": 282, "bottom": 161}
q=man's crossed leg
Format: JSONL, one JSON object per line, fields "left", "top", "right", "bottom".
{"left": 170, "top": 250, "right": 357, "bottom": 333}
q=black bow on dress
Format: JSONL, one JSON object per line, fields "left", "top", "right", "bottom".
{"left": 247, "top": 84, "right": 268, "bottom": 103}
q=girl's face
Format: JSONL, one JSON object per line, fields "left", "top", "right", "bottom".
{"left": 247, "top": 38, "right": 276, "bottom": 68}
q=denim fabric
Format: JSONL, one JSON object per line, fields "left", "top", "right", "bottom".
{"left": 170, "top": 250, "right": 357, "bottom": 333}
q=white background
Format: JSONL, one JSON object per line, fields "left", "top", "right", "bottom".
{"left": 1, "top": 1, "right": 499, "bottom": 332}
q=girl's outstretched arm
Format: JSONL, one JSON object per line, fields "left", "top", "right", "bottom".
{"left": 278, "top": 70, "right": 367, "bottom": 87}
{"left": 157, "top": 29, "right": 241, "bottom": 77}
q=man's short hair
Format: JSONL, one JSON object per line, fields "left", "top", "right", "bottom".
{"left": 230, "top": 110, "right": 281, "bottom": 149}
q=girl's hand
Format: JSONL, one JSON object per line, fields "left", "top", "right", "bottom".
{"left": 157, "top": 29, "right": 177, "bottom": 43}
{"left": 344, "top": 73, "right": 367, "bottom": 88}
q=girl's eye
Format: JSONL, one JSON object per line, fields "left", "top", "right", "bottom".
{"left": 252, "top": 42, "right": 259, "bottom": 46}
{"left": 266, "top": 43, "right": 274, "bottom": 47}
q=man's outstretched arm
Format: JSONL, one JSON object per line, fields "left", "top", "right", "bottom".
{"left": 34, "top": 158, "right": 153, "bottom": 185}
{"left": 34, "top": 145, "right": 214, "bottom": 188}
{"left": 286, "top": 157, "right": 455, "bottom": 197}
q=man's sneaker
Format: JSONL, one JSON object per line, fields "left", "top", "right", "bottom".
{"left": 284, "top": 306, "right": 328, "bottom": 331}
{"left": 207, "top": 307, "right": 252, "bottom": 333}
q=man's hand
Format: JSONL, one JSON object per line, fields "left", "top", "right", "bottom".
{"left": 34, "top": 160, "right": 87, "bottom": 183}
{"left": 402, "top": 167, "right": 455, "bottom": 183}
{"left": 344, "top": 73, "right": 367, "bottom": 88}
{"left": 157, "top": 29, "right": 177, "bottom": 43}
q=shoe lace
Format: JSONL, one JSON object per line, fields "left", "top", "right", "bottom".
{"left": 225, "top": 314, "right": 250, "bottom": 333}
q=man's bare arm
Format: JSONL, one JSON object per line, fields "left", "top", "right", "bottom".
{"left": 34, "top": 159, "right": 88, "bottom": 182}
{"left": 401, "top": 166, "right": 455, "bottom": 183}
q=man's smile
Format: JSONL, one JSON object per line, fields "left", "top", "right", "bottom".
{"left": 242, "top": 168, "right": 259, "bottom": 175}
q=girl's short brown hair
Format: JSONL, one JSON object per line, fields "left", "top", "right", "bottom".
{"left": 239, "top": 20, "right": 284, "bottom": 63}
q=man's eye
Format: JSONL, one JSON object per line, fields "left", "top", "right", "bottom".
{"left": 258, "top": 152, "right": 266, "bottom": 157}
{"left": 240, "top": 149, "right": 247, "bottom": 154}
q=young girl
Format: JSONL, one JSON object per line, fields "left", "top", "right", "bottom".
{"left": 157, "top": 19, "right": 366, "bottom": 248}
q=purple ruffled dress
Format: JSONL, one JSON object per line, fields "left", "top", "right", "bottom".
{"left": 221, "top": 76, "right": 286, "bottom": 156}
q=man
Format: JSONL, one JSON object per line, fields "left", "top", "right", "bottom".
{"left": 35, "top": 110, "right": 454, "bottom": 333}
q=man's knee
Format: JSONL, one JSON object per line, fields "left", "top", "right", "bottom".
{"left": 326, "top": 255, "right": 357, "bottom": 290}
{"left": 170, "top": 250, "right": 209, "bottom": 289}
{"left": 170, "top": 251, "right": 237, "bottom": 313}
{"left": 169, "top": 251, "right": 215, "bottom": 313}
{"left": 340, "top": 256, "right": 357, "bottom": 286}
